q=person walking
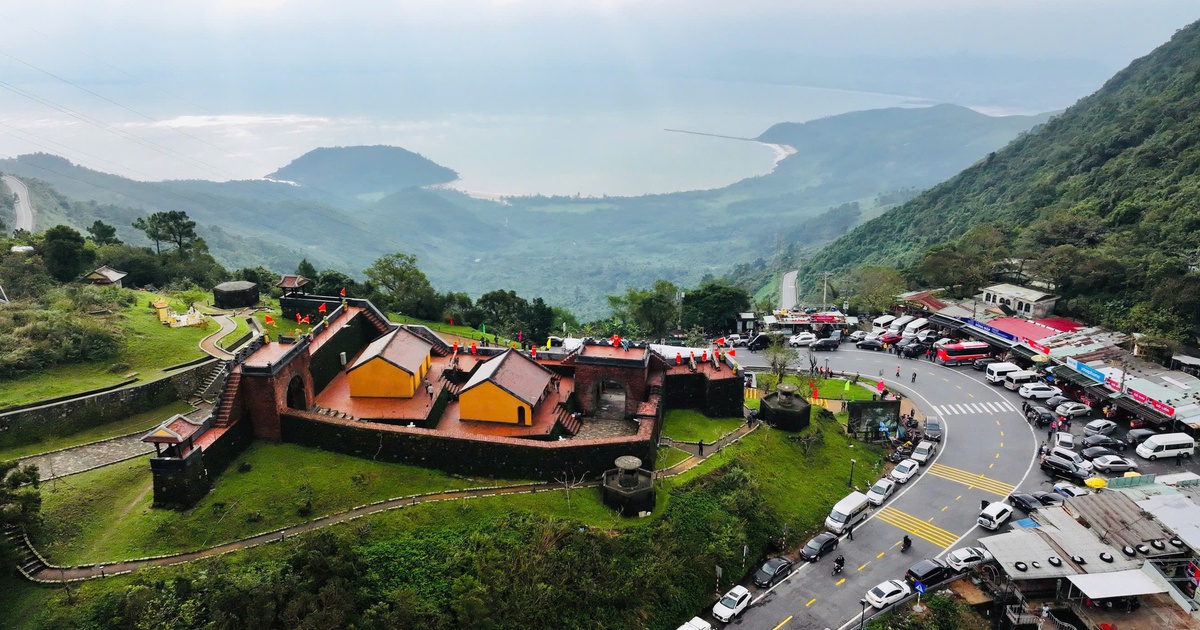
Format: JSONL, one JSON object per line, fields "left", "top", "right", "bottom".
{"left": 698, "top": 440, "right": 704, "bottom": 456}
{"left": 847, "top": 521, "right": 854, "bottom": 541}
{"left": 896, "top": 366, "right": 901, "bottom": 378}
{"left": 911, "top": 371, "right": 917, "bottom": 383}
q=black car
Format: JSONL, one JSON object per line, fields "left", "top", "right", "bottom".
{"left": 812, "top": 338, "right": 840, "bottom": 351}
{"left": 799, "top": 532, "right": 839, "bottom": 562}
{"left": 923, "top": 418, "right": 943, "bottom": 442}
{"left": 973, "top": 357, "right": 999, "bottom": 371}
{"left": 1126, "top": 429, "right": 1159, "bottom": 445}
{"left": 1080, "top": 446, "right": 1117, "bottom": 461}
{"left": 902, "top": 343, "right": 930, "bottom": 358}
{"left": 747, "top": 333, "right": 786, "bottom": 351}
{"left": 1008, "top": 492, "right": 1040, "bottom": 512}
{"left": 1045, "top": 395, "right": 1074, "bottom": 409}
{"left": 1040, "top": 455, "right": 1089, "bottom": 483}
{"left": 1026, "top": 405, "right": 1055, "bottom": 426}
{"left": 1082, "top": 434, "right": 1127, "bottom": 451}
{"left": 905, "top": 559, "right": 952, "bottom": 587}
{"left": 754, "top": 556, "right": 794, "bottom": 587}
{"left": 1031, "top": 491, "right": 1064, "bottom": 506}
{"left": 857, "top": 339, "right": 886, "bottom": 351}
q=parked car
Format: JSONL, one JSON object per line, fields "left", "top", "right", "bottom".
{"left": 1045, "top": 395, "right": 1074, "bottom": 409}
{"left": 1056, "top": 402, "right": 1093, "bottom": 420}
{"left": 1031, "top": 491, "right": 1064, "bottom": 506}
{"left": 890, "top": 459, "right": 920, "bottom": 484}
{"left": 1040, "top": 455, "right": 1089, "bottom": 483}
{"left": 902, "top": 343, "right": 930, "bottom": 358}
{"left": 1007, "top": 492, "right": 1041, "bottom": 513}
{"left": 865, "top": 579, "right": 911, "bottom": 609}
{"left": 916, "top": 329, "right": 942, "bottom": 344}
{"left": 1026, "top": 405, "right": 1055, "bottom": 426}
{"left": 923, "top": 418, "right": 943, "bottom": 442}
{"left": 812, "top": 338, "right": 840, "bottom": 351}
{"left": 1125, "top": 428, "right": 1159, "bottom": 445}
{"left": 747, "top": 333, "right": 785, "bottom": 351}
{"left": 799, "top": 532, "right": 840, "bottom": 562}
{"left": 1082, "top": 434, "right": 1127, "bottom": 451}
{"left": 848, "top": 330, "right": 869, "bottom": 342}
{"left": 911, "top": 440, "right": 937, "bottom": 464}
{"left": 719, "top": 334, "right": 743, "bottom": 347}
{"left": 1093, "top": 455, "right": 1138, "bottom": 473}
{"left": 712, "top": 585, "right": 751, "bottom": 623}
{"left": 1082, "top": 419, "right": 1118, "bottom": 436}
{"left": 973, "top": 357, "right": 999, "bottom": 371}
{"left": 1080, "top": 446, "right": 1118, "bottom": 461}
{"left": 1054, "top": 482, "right": 1091, "bottom": 498}
{"left": 857, "top": 339, "right": 886, "bottom": 352}
{"left": 865, "top": 478, "right": 897, "bottom": 506}
{"left": 945, "top": 546, "right": 994, "bottom": 572}
{"left": 1049, "top": 446, "right": 1093, "bottom": 473}
{"left": 789, "top": 332, "right": 817, "bottom": 347}
{"left": 932, "top": 337, "right": 955, "bottom": 348}
{"left": 676, "top": 617, "right": 712, "bottom": 630}
{"left": 1019, "top": 384, "right": 1062, "bottom": 400}
{"left": 978, "top": 502, "right": 1014, "bottom": 530}
{"left": 753, "top": 557, "right": 794, "bottom": 587}
{"left": 880, "top": 332, "right": 904, "bottom": 344}
{"left": 905, "top": 558, "right": 952, "bottom": 587}
{"left": 1053, "top": 432, "right": 1076, "bottom": 450}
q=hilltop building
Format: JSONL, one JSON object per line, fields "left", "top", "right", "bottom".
{"left": 84, "top": 265, "right": 127, "bottom": 288}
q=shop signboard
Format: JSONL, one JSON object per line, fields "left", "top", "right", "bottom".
{"left": 1066, "top": 358, "right": 1106, "bottom": 383}
{"left": 1026, "top": 339, "right": 1050, "bottom": 354}
{"left": 1105, "top": 376, "right": 1123, "bottom": 391}
{"left": 964, "top": 318, "right": 1017, "bottom": 342}
{"left": 1128, "top": 388, "right": 1176, "bottom": 417}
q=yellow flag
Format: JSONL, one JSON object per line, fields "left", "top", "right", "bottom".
{"left": 546, "top": 339, "right": 551, "bottom": 350}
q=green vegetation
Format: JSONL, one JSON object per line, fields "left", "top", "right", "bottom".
{"left": 0, "top": 400, "right": 192, "bottom": 462}
{"left": 656, "top": 446, "right": 692, "bottom": 470}
{"left": 0, "top": 289, "right": 210, "bottom": 408}
{"left": 798, "top": 20, "right": 1200, "bottom": 342}
{"left": 660, "top": 410, "right": 744, "bottom": 443}
{"left": 866, "top": 592, "right": 989, "bottom": 630}
{"left": 266, "top": 145, "right": 459, "bottom": 196}
{"left": 756, "top": 374, "right": 877, "bottom": 401}
{"left": 218, "top": 314, "right": 252, "bottom": 349}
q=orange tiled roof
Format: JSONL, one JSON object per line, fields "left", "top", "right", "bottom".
{"left": 461, "top": 349, "right": 553, "bottom": 406}
{"left": 348, "top": 328, "right": 432, "bottom": 375}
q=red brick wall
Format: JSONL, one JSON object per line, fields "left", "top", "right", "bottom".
{"left": 241, "top": 352, "right": 314, "bottom": 440}
{"left": 574, "top": 363, "right": 649, "bottom": 416}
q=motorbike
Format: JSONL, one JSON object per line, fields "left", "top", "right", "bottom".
{"left": 901, "top": 538, "right": 912, "bottom": 553}
{"left": 832, "top": 561, "right": 844, "bottom": 576}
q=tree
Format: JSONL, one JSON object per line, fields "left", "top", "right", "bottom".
{"left": 681, "top": 281, "right": 750, "bottom": 332}
{"left": 313, "top": 270, "right": 358, "bottom": 297}
{"left": 296, "top": 258, "right": 319, "bottom": 279}
{"left": 763, "top": 336, "right": 798, "bottom": 385}
{"left": 132, "top": 211, "right": 197, "bottom": 254}
{"left": 39, "top": 224, "right": 94, "bottom": 282}
{"left": 607, "top": 280, "right": 679, "bottom": 339}
{"left": 365, "top": 253, "right": 438, "bottom": 319}
{"left": 847, "top": 265, "right": 906, "bottom": 314}
{"left": 86, "top": 220, "right": 121, "bottom": 245}
{"left": 237, "top": 266, "right": 282, "bottom": 295}
{"left": 0, "top": 460, "right": 40, "bottom": 570}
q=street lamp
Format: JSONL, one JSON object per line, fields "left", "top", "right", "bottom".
{"left": 859, "top": 598, "right": 869, "bottom": 630}
{"left": 849, "top": 458, "right": 857, "bottom": 488}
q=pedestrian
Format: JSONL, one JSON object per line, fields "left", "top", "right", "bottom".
{"left": 911, "top": 371, "right": 917, "bottom": 383}
{"left": 427, "top": 383, "right": 434, "bottom": 399}
{"left": 847, "top": 521, "right": 854, "bottom": 541}
{"left": 981, "top": 499, "right": 990, "bottom": 511}
{"left": 1047, "top": 426, "right": 1055, "bottom": 441}
{"left": 1177, "top": 452, "right": 1185, "bottom": 466}
{"left": 896, "top": 366, "right": 901, "bottom": 378}
{"left": 698, "top": 440, "right": 704, "bottom": 456}
{"left": 1040, "top": 441, "right": 1047, "bottom": 455}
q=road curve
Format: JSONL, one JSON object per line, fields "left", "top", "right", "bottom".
{"left": 2, "top": 174, "right": 33, "bottom": 232}
{"left": 781, "top": 270, "right": 798, "bottom": 310}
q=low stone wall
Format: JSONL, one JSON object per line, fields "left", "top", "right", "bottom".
{"left": 0, "top": 360, "right": 216, "bottom": 449}
{"left": 280, "top": 412, "right": 658, "bottom": 481}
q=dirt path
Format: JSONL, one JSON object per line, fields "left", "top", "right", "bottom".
{"left": 28, "top": 421, "right": 760, "bottom": 583}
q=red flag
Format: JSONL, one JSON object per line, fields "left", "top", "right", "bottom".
{"left": 717, "top": 337, "right": 726, "bottom": 346}
{"left": 729, "top": 349, "right": 736, "bottom": 357}
{"left": 452, "top": 342, "right": 458, "bottom": 353}
{"left": 302, "top": 315, "right": 311, "bottom": 324}
{"left": 813, "top": 388, "right": 819, "bottom": 399}
{"left": 318, "top": 303, "right": 327, "bottom": 313}
{"left": 531, "top": 346, "right": 537, "bottom": 358}
{"left": 295, "top": 313, "right": 302, "bottom": 323}
{"left": 265, "top": 315, "right": 276, "bottom": 326}
{"left": 470, "top": 342, "right": 477, "bottom": 354}
{"left": 339, "top": 287, "right": 346, "bottom": 297}
{"left": 449, "top": 316, "right": 454, "bottom": 326}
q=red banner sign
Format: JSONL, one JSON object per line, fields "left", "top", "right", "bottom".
{"left": 1129, "top": 389, "right": 1148, "bottom": 404}
{"left": 811, "top": 315, "right": 837, "bottom": 322}
{"left": 1105, "top": 376, "right": 1122, "bottom": 391}
{"left": 1026, "top": 339, "right": 1050, "bottom": 355}
{"left": 1128, "top": 388, "right": 1176, "bottom": 417}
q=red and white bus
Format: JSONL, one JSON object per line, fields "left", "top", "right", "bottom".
{"left": 937, "top": 341, "right": 992, "bottom": 366}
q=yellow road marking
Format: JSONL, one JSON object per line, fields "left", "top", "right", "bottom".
{"left": 1000, "top": 442, "right": 1004, "bottom": 447}
{"left": 995, "top": 453, "right": 1000, "bottom": 458}
{"left": 989, "top": 463, "right": 994, "bottom": 469}
{"left": 877, "top": 552, "right": 885, "bottom": 558}
{"left": 1000, "top": 431, "right": 1004, "bottom": 437}
{"left": 837, "top": 578, "right": 846, "bottom": 586}
{"left": 941, "top": 506, "right": 948, "bottom": 512}
{"left": 806, "top": 598, "right": 817, "bottom": 607}
{"left": 956, "top": 495, "right": 962, "bottom": 500}
{"left": 969, "top": 393, "right": 975, "bottom": 398}
{"left": 875, "top": 506, "right": 960, "bottom": 548}
{"left": 858, "top": 563, "right": 869, "bottom": 571}
{"left": 996, "top": 420, "right": 1001, "bottom": 425}
{"left": 772, "top": 616, "right": 793, "bottom": 630}
{"left": 927, "top": 463, "right": 1016, "bottom": 496}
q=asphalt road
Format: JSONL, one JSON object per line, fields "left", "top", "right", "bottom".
{"left": 729, "top": 348, "right": 1040, "bottom": 630}
{"left": 780, "top": 270, "right": 798, "bottom": 311}
{"left": 2, "top": 174, "right": 33, "bottom": 232}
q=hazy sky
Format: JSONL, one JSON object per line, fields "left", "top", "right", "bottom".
{"left": 1, "top": 0, "right": 1197, "bottom": 188}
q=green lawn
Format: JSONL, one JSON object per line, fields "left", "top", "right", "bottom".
{"left": 660, "top": 409, "right": 744, "bottom": 444}
{"left": 35, "top": 442, "right": 523, "bottom": 565}
{"left": 656, "top": 446, "right": 692, "bottom": 470}
{"left": 0, "top": 292, "right": 211, "bottom": 408}
{"left": 756, "top": 374, "right": 877, "bottom": 401}
{"left": 0, "top": 400, "right": 193, "bottom": 463}
{"left": 218, "top": 315, "right": 252, "bottom": 349}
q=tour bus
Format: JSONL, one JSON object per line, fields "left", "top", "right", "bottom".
{"left": 872, "top": 314, "right": 897, "bottom": 334}
{"left": 936, "top": 341, "right": 991, "bottom": 366}
{"left": 985, "top": 362, "right": 1021, "bottom": 385}
{"left": 888, "top": 315, "right": 916, "bottom": 335}
{"left": 902, "top": 317, "right": 930, "bottom": 338}
{"left": 1003, "top": 370, "right": 1041, "bottom": 391}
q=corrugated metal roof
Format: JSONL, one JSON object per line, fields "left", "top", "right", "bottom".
{"left": 1066, "top": 493, "right": 1175, "bottom": 552}
{"left": 980, "top": 530, "right": 1078, "bottom": 579}
{"left": 1035, "top": 507, "right": 1139, "bottom": 572}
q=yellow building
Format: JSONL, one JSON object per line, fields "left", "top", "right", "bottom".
{"left": 346, "top": 328, "right": 433, "bottom": 398}
{"left": 459, "top": 349, "right": 553, "bottom": 425}
{"left": 151, "top": 298, "right": 170, "bottom": 323}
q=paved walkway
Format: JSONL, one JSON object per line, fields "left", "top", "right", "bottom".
{"left": 22, "top": 434, "right": 153, "bottom": 481}
{"left": 198, "top": 313, "right": 236, "bottom": 360}
{"left": 26, "top": 421, "right": 760, "bottom": 583}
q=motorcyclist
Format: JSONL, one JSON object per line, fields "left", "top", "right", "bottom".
{"left": 902, "top": 535, "right": 912, "bottom": 551}
{"left": 834, "top": 555, "right": 845, "bottom": 571}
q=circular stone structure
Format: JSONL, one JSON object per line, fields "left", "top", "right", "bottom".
{"left": 760, "top": 385, "right": 812, "bottom": 432}
{"left": 212, "top": 280, "right": 260, "bottom": 309}
{"left": 602, "top": 455, "right": 655, "bottom": 516}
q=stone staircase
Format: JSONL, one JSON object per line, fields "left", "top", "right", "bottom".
{"left": 193, "top": 360, "right": 230, "bottom": 403}
{"left": 212, "top": 372, "right": 241, "bottom": 427}
{"left": 4, "top": 526, "right": 46, "bottom": 580}
{"left": 357, "top": 305, "right": 392, "bottom": 336}
{"left": 311, "top": 406, "right": 356, "bottom": 421}
{"left": 557, "top": 404, "right": 581, "bottom": 435}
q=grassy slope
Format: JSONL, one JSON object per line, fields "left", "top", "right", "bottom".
{"left": 660, "top": 409, "right": 745, "bottom": 443}
{"left": 756, "top": 375, "right": 877, "bottom": 401}
{"left": 0, "top": 292, "right": 210, "bottom": 408}
{"left": 0, "top": 400, "right": 192, "bottom": 462}
{"left": 656, "top": 446, "right": 693, "bottom": 470}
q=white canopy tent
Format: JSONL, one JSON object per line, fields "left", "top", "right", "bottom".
{"left": 1066, "top": 570, "right": 1167, "bottom": 599}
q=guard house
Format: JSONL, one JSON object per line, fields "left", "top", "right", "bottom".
{"left": 459, "top": 349, "right": 553, "bottom": 425}
{"left": 276, "top": 275, "right": 311, "bottom": 295}
{"left": 142, "top": 413, "right": 206, "bottom": 458}
{"left": 979, "top": 283, "right": 1060, "bottom": 318}
{"left": 347, "top": 328, "right": 433, "bottom": 398}
{"left": 84, "top": 265, "right": 127, "bottom": 288}
{"left": 212, "top": 280, "right": 260, "bottom": 309}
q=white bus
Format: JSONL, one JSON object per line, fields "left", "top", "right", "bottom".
{"left": 902, "top": 318, "right": 930, "bottom": 338}
{"left": 872, "top": 314, "right": 897, "bottom": 333}
{"left": 888, "top": 315, "right": 915, "bottom": 335}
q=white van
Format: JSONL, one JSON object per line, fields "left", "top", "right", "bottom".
{"left": 902, "top": 318, "right": 930, "bottom": 339}
{"left": 872, "top": 314, "right": 897, "bottom": 334}
{"left": 825, "top": 491, "right": 871, "bottom": 534}
{"left": 888, "top": 315, "right": 915, "bottom": 335}
{"left": 1136, "top": 433, "right": 1196, "bottom": 461}
{"left": 1003, "top": 370, "right": 1041, "bottom": 391}
{"left": 985, "top": 362, "right": 1020, "bottom": 385}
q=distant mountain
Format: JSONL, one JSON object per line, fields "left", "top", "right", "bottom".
{"left": 796, "top": 19, "right": 1200, "bottom": 338}
{"left": 266, "top": 146, "right": 458, "bottom": 197}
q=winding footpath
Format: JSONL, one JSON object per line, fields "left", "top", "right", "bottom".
{"left": 23, "top": 422, "right": 759, "bottom": 583}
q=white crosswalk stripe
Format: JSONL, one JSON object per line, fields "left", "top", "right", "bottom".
{"left": 969, "top": 403, "right": 985, "bottom": 413}
{"left": 1000, "top": 400, "right": 1017, "bottom": 412}
{"left": 934, "top": 405, "right": 949, "bottom": 415}
{"left": 984, "top": 402, "right": 1001, "bottom": 413}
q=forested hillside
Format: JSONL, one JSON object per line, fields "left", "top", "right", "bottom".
{"left": 266, "top": 145, "right": 459, "bottom": 197}
{"left": 797, "top": 20, "right": 1200, "bottom": 340}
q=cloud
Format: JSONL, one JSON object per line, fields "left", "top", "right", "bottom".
{"left": 129, "top": 114, "right": 333, "bottom": 129}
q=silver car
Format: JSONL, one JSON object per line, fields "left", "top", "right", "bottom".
{"left": 1056, "top": 402, "right": 1092, "bottom": 419}
{"left": 1083, "top": 419, "right": 1118, "bottom": 436}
